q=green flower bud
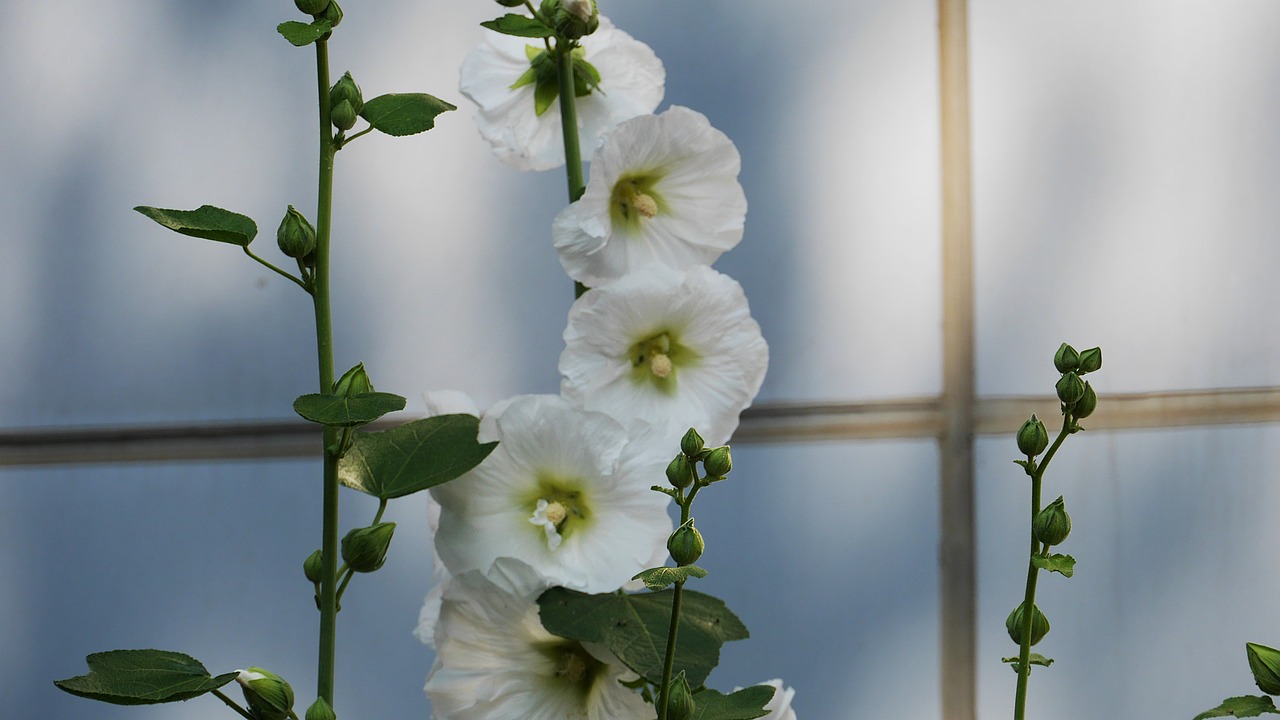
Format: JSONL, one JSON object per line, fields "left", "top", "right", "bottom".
{"left": 236, "top": 667, "right": 294, "bottom": 720}
{"left": 665, "top": 671, "right": 696, "bottom": 720}
{"left": 305, "top": 697, "right": 337, "bottom": 720}
{"left": 319, "top": 0, "right": 342, "bottom": 28}
{"left": 332, "top": 362, "right": 374, "bottom": 396}
{"left": 494, "top": 0, "right": 526, "bottom": 6}
{"left": 554, "top": 0, "right": 598, "bottom": 39}
{"left": 702, "top": 446, "right": 732, "bottom": 477}
{"left": 303, "top": 549, "right": 323, "bottom": 584}
{"left": 295, "top": 0, "right": 329, "bottom": 15}
{"left": 680, "top": 427, "right": 705, "bottom": 458}
{"left": 1247, "top": 642, "right": 1280, "bottom": 695}
{"left": 1074, "top": 381, "right": 1097, "bottom": 419}
{"left": 1005, "top": 602, "right": 1050, "bottom": 647}
{"left": 1033, "top": 496, "right": 1072, "bottom": 547}
{"left": 1016, "top": 414, "right": 1049, "bottom": 457}
{"left": 341, "top": 522, "right": 395, "bottom": 573}
{"left": 329, "top": 72, "right": 363, "bottom": 131}
{"left": 667, "top": 519, "right": 704, "bottom": 566}
{"left": 1077, "top": 346, "right": 1103, "bottom": 374}
{"left": 1053, "top": 343, "right": 1080, "bottom": 374}
{"left": 276, "top": 205, "right": 316, "bottom": 260}
{"left": 666, "top": 455, "right": 695, "bottom": 489}
{"left": 1055, "top": 371, "right": 1085, "bottom": 406}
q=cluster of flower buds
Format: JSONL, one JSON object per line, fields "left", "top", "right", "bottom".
{"left": 1053, "top": 343, "right": 1102, "bottom": 419}
{"left": 296, "top": 0, "right": 342, "bottom": 27}
{"left": 329, "top": 72, "right": 363, "bottom": 132}
{"left": 665, "top": 427, "right": 733, "bottom": 487}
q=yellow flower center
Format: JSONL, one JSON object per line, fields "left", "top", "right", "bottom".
{"left": 610, "top": 173, "right": 664, "bottom": 231}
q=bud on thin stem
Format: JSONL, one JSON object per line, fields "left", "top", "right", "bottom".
{"left": 1017, "top": 415, "right": 1049, "bottom": 457}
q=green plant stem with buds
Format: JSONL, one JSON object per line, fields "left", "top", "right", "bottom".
{"left": 1013, "top": 416, "right": 1072, "bottom": 720}
{"left": 656, "top": 490, "right": 695, "bottom": 720}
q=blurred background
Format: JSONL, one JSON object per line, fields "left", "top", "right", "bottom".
{"left": 2, "top": 1, "right": 1279, "bottom": 718}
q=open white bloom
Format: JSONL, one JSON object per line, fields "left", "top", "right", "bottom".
{"left": 430, "top": 394, "right": 671, "bottom": 593}
{"left": 425, "top": 558, "right": 652, "bottom": 720}
{"left": 735, "top": 680, "right": 798, "bottom": 720}
{"left": 560, "top": 265, "right": 768, "bottom": 446}
{"left": 553, "top": 106, "right": 747, "bottom": 286}
{"left": 460, "top": 16, "right": 664, "bottom": 172}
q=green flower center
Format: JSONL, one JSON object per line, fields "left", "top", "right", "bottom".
{"left": 610, "top": 173, "right": 666, "bottom": 232}
{"left": 520, "top": 475, "right": 592, "bottom": 543}
{"left": 536, "top": 640, "right": 606, "bottom": 700}
{"left": 629, "top": 331, "right": 698, "bottom": 395}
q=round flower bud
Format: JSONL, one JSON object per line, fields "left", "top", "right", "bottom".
{"left": 554, "top": 0, "right": 598, "bottom": 39}
{"left": 667, "top": 519, "right": 704, "bottom": 566}
{"left": 276, "top": 205, "right": 316, "bottom": 260}
{"left": 1033, "top": 496, "right": 1072, "bottom": 547}
{"left": 295, "top": 0, "right": 329, "bottom": 15}
{"left": 332, "top": 362, "right": 374, "bottom": 396}
{"left": 702, "top": 446, "right": 732, "bottom": 478}
{"left": 341, "top": 522, "right": 395, "bottom": 573}
{"left": 1074, "top": 382, "right": 1098, "bottom": 419}
{"left": 680, "top": 427, "right": 705, "bottom": 458}
{"left": 1247, "top": 642, "right": 1280, "bottom": 696}
{"left": 1016, "top": 415, "right": 1049, "bottom": 457}
{"left": 1077, "top": 346, "right": 1103, "bottom": 374}
{"left": 1053, "top": 343, "right": 1080, "bottom": 374}
{"left": 305, "top": 697, "right": 337, "bottom": 720}
{"left": 302, "top": 549, "right": 323, "bottom": 584}
{"left": 665, "top": 671, "right": 696, "bottom": 720}
{"left": 1055, "top": 371, "right": 1085, "bottom": 406}
{"left": 329, "top": 72, "right": 363, "bottom": 130}
{"left": 1005, "top": 602, "right": 1050, "bottom": 647}
{"left": 319, "top": 0, "right": 342, "bottom": 28}
{"left": 666, "top": 455, "right": 696, "bottom": 489}
{"left": 331, "top": 100, "right": 357, "bottom": 132}
{"left": 236, "top": 668, "right": 295, "bottom": 720}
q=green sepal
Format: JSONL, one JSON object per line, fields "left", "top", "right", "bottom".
{"left": 293, "top": 392, "right": 406, "bottom": 429}
{"left": 359, "top": 93, "right": 457, "bottom": 137}
{"left": 1001, "top": 653, "right": 1054, "bottom": 674}
{"left": 691, "top": 685, "right": 776, "bottom": 720}
{"left": 1193, "top": 695, "right": 1280, "bottom": 719}
{"left": 481, "top": 13, "right": 554, "bottom": 37}
{"left": 54, "top": 650, "right": 237, "bottom": 705}
{"left": 533, "top": 76, "right": 559, "bottom": 116}
{"left": 338, "top": 414, "right": 497, "bottom": 499}
{"left": 537, "top": 587, "right": 748, "bottom": 688}
{"left": 277, "top": 19, "right": 333, "bottom": 47}
{"left": 632, "top": 565, "right": 708, "bottom": 591}
{"left": 571, "top": 54, "right": 601, "bottom": 96}
{"left": 1031, "top": 553, "right": 1076, "bottom": 578}
{"left": 134, "top": 205, "right": 257, "bottom": 247}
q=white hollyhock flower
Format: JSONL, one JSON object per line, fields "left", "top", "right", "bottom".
{"left": 430, "top": 394, "right": 672, "bottom": 593}
{"left": 552, "top": 106, "right": 747, "bottom": 286}
{"left": 735, "top": 680, "right": 798, "bottom": 720}
{"left": 560, "top": 265, "right": 768, "bottom": 446}
{"left": 425, "top": 558, "right": 652, "bottom": 720}
{"left": 460, "top": 16, "right": 664, "bottom": 172}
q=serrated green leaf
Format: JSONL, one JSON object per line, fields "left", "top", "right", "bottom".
{"left": 134, "top": 205, "right": 257, "bottom": 247}
{"left": 481, "top": 13, "right": 554, "bottom": 38}
{"left": 338, "top": 414, "right": 496, "bottom": 499}
{"left": 359, "top": 93, "right": 456, "bottom": 137}
{"left": 277, "top": 19, "right": 332, "bottom": 47}
{"left": 538, "top": 587, "right": 748, "bottom": 688}
{"left": 54, "top": 650, "right": 236, "bottom": 705}
{"left": 1193, "top": 695, "right": 1280, "bottom": 719}
{"left": 691, "top": 686, "right": 775, "bottom": 720}
{"left": 632, "top": 565, "right": 708, "bottom": 591}
{"left": 293, "top": 392, "right": 406, "bottom": 429}
{"left": 1031, "top": 553, "right": 1076, "bottom": 578}
{"left": 1002, "top": 653, "right": 1054, "bottom": 673}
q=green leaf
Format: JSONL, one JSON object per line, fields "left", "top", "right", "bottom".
{"left": 538, "top": 587, "right": 749, "bottom": 688}
{"left": 692, "top": 686, "right": 776, "bottom": 720}
{"left": 632, "top": 565, "right": 708, "bottom": 591}
{"left": 1002, "top": 653, "right": 1054, "bottom": 674}
{"left": 134, "top": 205, "right": 257, "bottom": 247}
{"left": 337, "top": 414, "right": 497, "bottom": 499}
{"left": 480, "top": 13, "right": 554, "bottom": 38}
{"left": 359, "top": 93, "right": 457, "bottom": 137}
{"left": 277, "top": 19, "right": 332, "bottom": 47}
{"left": 1031, "top": 553, "right": 1076, "bottom": 578}
{"left": 54, "top": 650, "right": 237, "bottom": 705}
{"left": 293, "top": 392, "right": 406, "bottom": 429}
{"left": 1193, "top": 695, "right": 1280, "bottom": 719}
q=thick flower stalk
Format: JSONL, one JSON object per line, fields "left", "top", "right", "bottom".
{"left": 553, "top": 106, "right": 747, "bottom": 286}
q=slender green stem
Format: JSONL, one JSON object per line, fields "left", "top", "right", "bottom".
{"left": 336, "top": 124, "right": 375, "bottom": 149}
{"left": 656, "top": 579, "right": 685, "bottom": 720}
{"left": 555, "top": 39, "right": 586, "bottom": 204}
{"left": 243, "top": 247, "right": 310, "bottom": 292}
{"left": 312, "top": 37, "right": 341, "bottom": 710}
{"left": 372, "top": 497, "right": 388, "bottom": 525}
{"left": 336, "top": 567, "right": 355, "bottom": 604}
{"left": 210, "top": 688, "right": 255, "bottom": 720}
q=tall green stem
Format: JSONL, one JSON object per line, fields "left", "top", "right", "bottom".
{"left": 656, "top": 579, "right": 685, "bottom": 720}
{"left": 312, "top": 37, "right": 340, "bottom": 708}
{"left": 555, "top": 40, "right": 586, "bottom": 204}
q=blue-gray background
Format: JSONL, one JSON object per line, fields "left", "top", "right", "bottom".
{"left": 3, "top": 1, "right": 1279, "bottom": 718}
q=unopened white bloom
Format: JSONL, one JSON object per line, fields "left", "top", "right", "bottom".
{"left": 560, "top": 265, "right": 768, "bottom": 445}
{"left": 734, "top": 680, "right": 797, "bottom": 720}
{"left": 425, "top": 558, "right": 651, "bottom": 720}
{"left": 460, "top": 16, "right": 664, "bottom": 172}
{"left": 430, "top": 394, "right": 672, "bottom": 593}
{"left": 553, "top": 106, "right": 746, "bottom": 286}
